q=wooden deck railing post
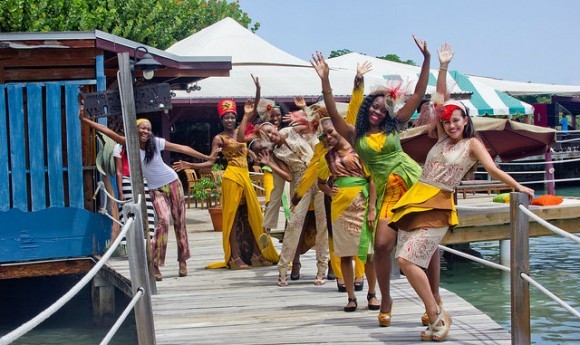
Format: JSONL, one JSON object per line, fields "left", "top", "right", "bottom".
{"left": 509, "top": 192, "right": 531, "bottom": 345}
{"left": 119, "top": 52, "right": 157, "bottom": 345}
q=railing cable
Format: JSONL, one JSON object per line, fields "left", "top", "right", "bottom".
{"left": 99, "top": 287, "right": 145, "bottom": 345}
{"left": 519, "top": 273, "right": 580, "bottom": 319}
{"left": 0, "top": 216, "right": 135, "bottom": 345}
{"left": 438, "top": 245, "right": 510, "bottom": 272}
{"left": 517, "top": 205, "right": 580, "bottom": 244}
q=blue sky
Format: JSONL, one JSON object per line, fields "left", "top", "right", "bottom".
{"left": 237, "top": 0, "right": 579, "bottom": 85}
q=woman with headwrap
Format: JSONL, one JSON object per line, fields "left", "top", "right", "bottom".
{"left": 176, "top": 76, "right": 279, "bottom": 270}
{"left": 79, "top": 109, "right": 218, "bottom": 281}
{"left": 311, "top": 35, "right": 430, "bottom": 327}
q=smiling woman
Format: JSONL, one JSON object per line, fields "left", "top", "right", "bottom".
{"left": 79, "top": 106, "right": 219, "bottom": 281}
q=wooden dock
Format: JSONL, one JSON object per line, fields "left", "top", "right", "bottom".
{"left": 106, "top": 207, "right": 511, "bottom": 345}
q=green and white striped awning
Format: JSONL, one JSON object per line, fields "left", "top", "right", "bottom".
{"left": 429, "top": 70, "right": 533, "bottom": 116}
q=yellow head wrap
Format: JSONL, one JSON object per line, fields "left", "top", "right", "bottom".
{"left": 136, "top": 118, "right": 151, "bottom": 127}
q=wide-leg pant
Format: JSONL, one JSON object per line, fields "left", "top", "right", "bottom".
{"left": 150, "top": 179, "right": 190, "bottom": 266}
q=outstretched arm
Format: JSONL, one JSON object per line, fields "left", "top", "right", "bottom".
{"left": 79, "top": 105, "right": 126, "bottom": 144}
{"left": 172, "top": 136, "right": 222, "bottom": 172}
{"left": 470, "top": 139, "right": 534, "bottom": 199}
{"left": 436, "top": 42, "right": 454, "bottom": 99}
{"left": 237, "top": 99, "right": 255, "bottom": 143}
{"left": 345, "top": 61, "right": 371, "bottom": 126}
{"left": 165, "top": 141, "right": 217, "bottom": 161}
{"left": 396, "top": 35, "right": 431, "bottom": 122}
{"left": 311, "top": 51, "right": 355, "bottom": 144}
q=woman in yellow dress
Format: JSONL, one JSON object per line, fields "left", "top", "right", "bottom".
{"left": 175, "top": 85, "right": 279, "bottom": 269}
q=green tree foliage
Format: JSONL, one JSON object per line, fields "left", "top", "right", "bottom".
{"left": 513, "top": 94, "right": 552, "bottom": 105}
{"left": 376, "top": 53, "right": 416, "bottom": 66}
{"left": 328, "top": 49, "right": 352, "bottom": 58}
{"left": 0, "top": 0, "right": 259, "bottom": 49}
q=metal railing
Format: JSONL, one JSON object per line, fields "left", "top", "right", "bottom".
{"left": 0, "top": 186, "right": 154, "bottom": 345}
{"left": 439, "top": 192, "right": 579, "bottom": 344}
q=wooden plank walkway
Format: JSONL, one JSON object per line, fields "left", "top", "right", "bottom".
{"left": 106, "top": 207, "right": 511, "bottom": 345}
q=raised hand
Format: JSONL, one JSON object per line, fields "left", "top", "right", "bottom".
{"left": 356, "top": 61, "right": 373, "bottom": 78}
{"left": 412, "top": 35, "right": 430, "bottom": 58}
{"left": 244, "top": 98, "right": 255, "bottom": 115}
{"left": 310, "top": 51, "right": 329, "bottom": 80}
{"left": 294, "top": 95, "right": 307, "bottom": 109}
{"left": 258, "top": 149, "right": 271, "bottom": 165}
{"left": 251, "top": 74, "right": 260, "bottom": 89}
{"left": 438, "top": 42, "right": 454, "bottom": 66}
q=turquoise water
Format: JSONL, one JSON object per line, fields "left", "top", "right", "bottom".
{"left": 441, "top": 185, "right": 580, "bottom": 344}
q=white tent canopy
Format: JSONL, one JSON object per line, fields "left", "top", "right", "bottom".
{"left": 328, "top": 52, "right": 534, "bottom": 116}
{"left": 167, "top": 18, "right": 388, "bottom": 100}
{"left": 467, "top": 75, "right": 580, "bottom": 96}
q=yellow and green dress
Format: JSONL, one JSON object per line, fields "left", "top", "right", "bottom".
{"left": 206, "top": 134, "right": 279, "bottom": 269}
{"left": 354, "top": 131, "right": 422, "bottom": 224}
{"left": 324, "top": 145, "right": 374, "bottom": 261}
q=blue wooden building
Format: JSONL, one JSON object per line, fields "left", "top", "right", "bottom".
{"left": 0, "top": 31, "right": 230, "bottom": 277}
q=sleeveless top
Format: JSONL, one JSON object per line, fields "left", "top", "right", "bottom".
{"left": 219, "top": 134, "right": 248, "bottom": 168}
{"left": 272, "top": 127, "right": 314, "bottom": 175}
{"left": 420, "top": 136, "right": 477, "bottom": 191}
{"left": 326, "top": 146, "right": 365, "bottom": 179}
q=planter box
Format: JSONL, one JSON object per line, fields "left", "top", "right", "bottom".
{"left": 208, "top": 206, "right": 223, "bottom": 232}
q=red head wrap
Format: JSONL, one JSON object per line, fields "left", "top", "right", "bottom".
{"left": 441, "top": 100, "right": 467, "bottom": 121}
{"left": 217, "top": 99, "right": 237, "bottom": 118}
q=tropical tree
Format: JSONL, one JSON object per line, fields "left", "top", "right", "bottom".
{"left": 0, "top": 0, "right": 258, "bottom": 49}
{"left": 376, "top": 53, "right": 416, "bottom": 66}
{"left": 328, "top": 49, "right": 353, "bottom": 58}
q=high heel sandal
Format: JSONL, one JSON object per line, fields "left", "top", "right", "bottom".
{"left": 378, "top": 312, "right": 392, "bottom": 327}
{"left": 343, "top": 297, "right": 357, "bottom": 312}
{"left": 354, "top": 278, "right": 364, "bottom": 292}
{"left": 420, "top": 305, "right": 451, "bottom": 342}
{"left": 336, "top": 280, "right": 346, "bottom": 293}
{"left": 251, "top": 254, "right": 272, "bottom": 267}
{"left": 422, "top": 299, "right": 443, "bottom": 326}
{"left": 229, "top": 257, "right": 251, "bottom": 270}
{"left": 367, "top": 292, "right": 380, "bottom": 311}
{"left": 277, "top": 273, "right": 288, "bottom": 287}
{"left": 314, "top": 273, "right": 326, "bottom": 286}
{"left": 290, "top": 262, "right": 301, "bottom": 280}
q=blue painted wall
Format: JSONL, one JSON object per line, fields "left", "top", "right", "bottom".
{"left": 0, "top": 77, "right": 112, "bottom": 264}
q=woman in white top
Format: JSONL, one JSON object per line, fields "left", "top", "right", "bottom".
{"left": 80, "top": 109, "right": 218, "bottom": 281}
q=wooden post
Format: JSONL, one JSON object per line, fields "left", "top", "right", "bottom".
{"left": 509, "top": 192, "right": 531, "bottom": 345}
{"left": 118, "top": 52, "right": 157, "bottom": 345}
{"left": 544, "top": 151, "right": 555, "bottom": 195}
{"left": 91, "top": 272, "right": 115, "bottom": 327}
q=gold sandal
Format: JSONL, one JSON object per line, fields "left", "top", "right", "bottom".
{"left": 251, "top": 254, "right": 272, "bottom": 267}
{"left": 378, "top": 312, "right": 392, "bottom": 327}
{"left": 229, "top": 257, "right": 250, "bottom": 270}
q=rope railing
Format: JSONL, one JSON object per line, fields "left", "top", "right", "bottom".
{"left": 517, "top": 205, "right": 580, "bottom": 244}
{"left": 520, "top": 273, "right": 580, "bottom": 319}
{"left": 497, "top": 157, "right": 580, "bottom": 165}
{"left": 99, "top": 287, "right": 144, "bottom": 345}
{"left": 438, "top": 245, "right": 510, "bottom": 272}
{"left": 440, "top": 192, "right": 579, "bottom": 344}
{"left": 0, "top": 216, "right": 135, "bottom": 345}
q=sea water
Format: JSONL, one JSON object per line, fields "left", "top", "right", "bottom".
{"left": 441, "top": 185, "right": 580, "bottom": 344}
